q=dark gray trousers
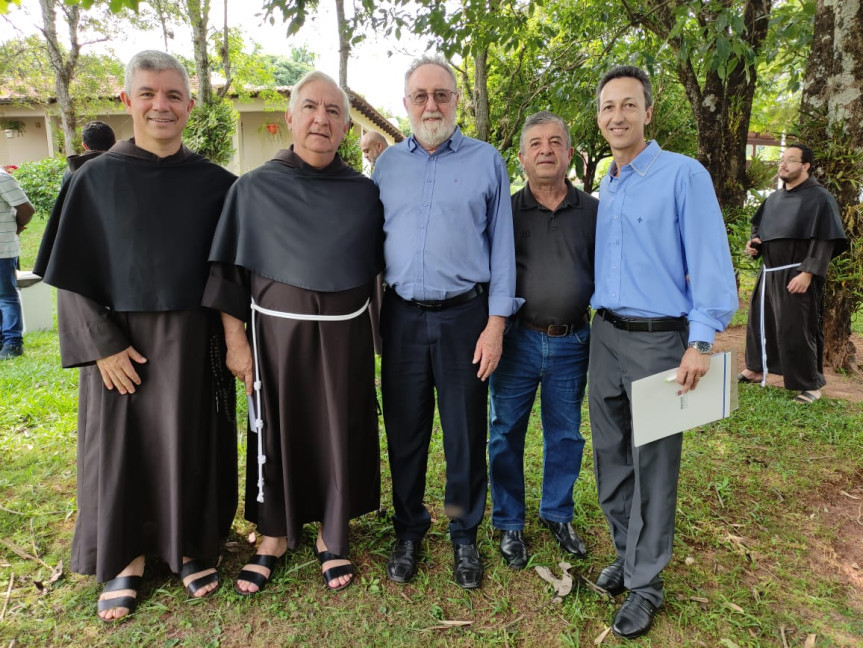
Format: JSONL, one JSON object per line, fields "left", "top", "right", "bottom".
{"left": 587, "top": 315, "right": 686, "bottom": 607}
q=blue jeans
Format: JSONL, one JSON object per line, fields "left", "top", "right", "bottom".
{"left": 488, "top": 319, "right": 590, "bottom": 530}
{"left": 0, "top": 257, "right": 23, "bottom": 347}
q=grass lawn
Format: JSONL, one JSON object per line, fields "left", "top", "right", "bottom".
{"left": 2, "top": 218, "right": 861, "bottom": 646}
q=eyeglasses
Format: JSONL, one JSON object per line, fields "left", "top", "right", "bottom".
{"left": 780, "top": 158, "right": 803, "bottom": 166}
{"left": 407, "top": 89, "right": 456, "bottom": 106}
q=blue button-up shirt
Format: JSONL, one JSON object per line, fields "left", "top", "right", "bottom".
{"left": 372, "top": 127, "right": 521, "bottom": 318}
{"left": 590, "top": 140, "right": 738, "bottom": 344}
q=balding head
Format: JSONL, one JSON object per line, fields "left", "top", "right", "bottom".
{"left": 361, "top": 131, "right": 388, "bottom": 165}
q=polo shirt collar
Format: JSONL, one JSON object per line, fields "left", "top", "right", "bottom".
{"left": 520, "top": 179, "right": 582, "bottom": 212}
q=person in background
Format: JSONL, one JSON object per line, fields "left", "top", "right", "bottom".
{"left": 738, "top": 143, "right": 846, "bottom": 403}
{"left": 360, "top": 130, "right": 388, "bottom": 169}
{"left": 0, "top": 168, "right": 34, "bottom": 360}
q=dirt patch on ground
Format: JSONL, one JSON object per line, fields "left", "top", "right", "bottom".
{"left": 716, "top": 323, "right": 863, "bottom": 403}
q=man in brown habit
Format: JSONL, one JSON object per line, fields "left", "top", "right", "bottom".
{"left": 738, "top": 143, "right": 847, "bottom": 403}
{"left": 35, "top": 50, "right": 238, "bottom": 621}
{"left": 205, "top": 70, "right": 383, "bottom": 594}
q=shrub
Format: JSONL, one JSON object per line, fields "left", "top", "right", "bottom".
{"left": 183, "top": 98, "right": 237, "bottom": 167}
{"left": 11, "top": 157, "right": 66, "bottom": 219}
{"left": 338, "top": 128, "right": 363, "bottom": 173}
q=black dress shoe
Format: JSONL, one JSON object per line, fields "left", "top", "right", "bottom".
{"left": 499, "top": 530, "right": 528, "bottom": 569}
{"left": 595, "top": 558, "right": 625, "bottom": 596}
{"left": 612, "top": 592, "right": 658, "bottom": 639}
{"left": 453, "top": 543, "right": 483, "bottom": 589}
{"left": 539, "top": 518, "right": 587, "bottom": 557}
{"left": 386, "top": 539, "right": 419, "bottom": 583}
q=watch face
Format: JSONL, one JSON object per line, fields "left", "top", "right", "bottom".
{"left": 689, "top": 341, "right": 712, "bottom": 354}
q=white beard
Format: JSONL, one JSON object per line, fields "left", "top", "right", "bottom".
{"left": 410, "top": 110, "right": 456, "bottom": 149}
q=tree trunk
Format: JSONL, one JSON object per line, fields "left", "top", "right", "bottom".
{"left": 473, "top": 47, "right": 490, "bottom": 142}
{"left": 186, "top": 0, "right": 212, "bottom": 103}
{"left": 335, "top": 0, "right": 349, "bottom": 89}
{"left": 38, "top": 0, "right": 80, "bottom": 155}
{"left": 799, "top": 0, "right": 863, "bottom": 371}
{"left": 216, "top": 0, "right": 232, "bottom": 98}
{"left": 632, "top": 0, "right": 772, "bottom": 209}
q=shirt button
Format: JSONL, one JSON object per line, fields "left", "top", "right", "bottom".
{"left": 426, "top": 178, "right": 432, "bottom": 183}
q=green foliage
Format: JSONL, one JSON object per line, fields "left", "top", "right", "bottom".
{"left": 723, "top": 203, "right": 760, "bottom": 276}
{"left": 263, "top": 48, "right": 316, "bottom": 86}
{"left": 338, "top": 128, "right": 363, "bottom": 172}
{"left": 182, "top": 98, "right": 237, "bottom": 166}
{"left": 11, "top": 157, "right": 67, "bottom": 220}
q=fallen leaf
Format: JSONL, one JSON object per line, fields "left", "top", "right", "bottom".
{"left": 438, "top": 620, "right": 472, "bottom": 627}
{"left": 726, "top": 602, "right": 745, "bottom": 613}
{"left": 594, "top": 626, "right": 612, "bottom": 644}
{"left": 534, "top": 565, "right": 573, "bottom": 599}
{"left": 840, "top": 490, "right": 860, "bottom": 500}
{"left": 804, "top": 634, "right": 816, "bottom": 647}
{"left": 689, "top": 596, "right": 709, "bottom": 603}
{"left": 719, "top": 639, "right": 741, "bottom": 648}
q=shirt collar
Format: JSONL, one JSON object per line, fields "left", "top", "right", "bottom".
{"left": 608, "top": 140, "right": 661, "bottom": 179}
{"left": 520, "top": 179, "right": 582, "bottom": 212}
{"left": 407, "top": 125, "right": 463, "bottom": 154}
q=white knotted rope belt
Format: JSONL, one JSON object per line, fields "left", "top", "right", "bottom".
{"left": 248, "top": 297, "right": 370, "bottom": 503}
{"left": 758, "top": 262, "right": 801, "bottom": 387}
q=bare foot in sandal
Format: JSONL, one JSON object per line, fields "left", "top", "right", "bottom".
{"left": 98, "top": 554, "right": 145, "bottom": 622}
{"left": 315, "top": 529, "right": 354, "bottom": 591}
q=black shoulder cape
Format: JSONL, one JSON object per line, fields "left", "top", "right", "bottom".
{"left": 35, "top": 139, "right": 237, "bottom": 311}
{"left": 753, "top": 176, "right": 847, "bottom": 257}
{"left": 208, "top": 148, "right": 384, "bottom": 292}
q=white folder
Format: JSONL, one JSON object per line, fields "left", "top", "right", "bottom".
{"left": 631, "top": 351, "right": 738, "bottom": 447}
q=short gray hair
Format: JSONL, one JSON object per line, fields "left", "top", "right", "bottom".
{"left": 124, "top": 50, "right": 190, "bottom": 98}
{"left": 289, "top": 70, "right": 351, "bottom": 123}
{"left": 404, "top": 55, "right": 457, "bottom": 95}
{"left": 519, "top": 111, "right": 571, "bottom": 155}
{"left": 596, "top": 65, "right": 653, "bottom": 111}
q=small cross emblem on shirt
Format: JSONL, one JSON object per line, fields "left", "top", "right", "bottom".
{"left": 637, "top": 217, "right": 643, "bottom": 223}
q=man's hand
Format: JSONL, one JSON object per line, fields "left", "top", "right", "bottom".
{"left": 226, "top": 338, "right": 254, "bottom": 395}
{"left": 675, "top": 347, "right": 710, "bottom": 394}
{"left": 96, "top": 346, "right": 148, "bottom": 394}
{"left": 221, "top": 313, "right": 254, "bottom": 395}
{"left": 744, "top": 236, "right": 762, "bottom": 256}
{"left": 473, "top": 315, "right": 506, "bottom": 381}
{"left": 787, "top": 271, "right": 812, "bottom": 294}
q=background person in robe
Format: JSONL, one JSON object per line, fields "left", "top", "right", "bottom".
{"left": 205, "top": 70, "right": 383, "bottom": 594}
{"left": 589, "top": 65, "right": 737, "bottom": 639}
{"left": 489, "top": 111, "right": 597, "bottom": 570}
{"left": 739, "top": 143, "right": 847, "bottom": 403}
{"left": 34, "top": 50, "right": 238, "bottom": 621}
{"left": 360, "top": 130, "right": 388, "bottom": 169}
{"left": 62, "top": 120, "right": 117, "bottom": 183}
{"left": 373, "top": 55, "right": 520, "bottom": 590}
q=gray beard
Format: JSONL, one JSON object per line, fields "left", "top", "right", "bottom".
{"left": 411, "top": 115, "right": 456, "bottom": 150}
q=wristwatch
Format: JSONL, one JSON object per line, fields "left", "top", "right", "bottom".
{"left": 688, "top": 341, "right": 713, "bottom": 355}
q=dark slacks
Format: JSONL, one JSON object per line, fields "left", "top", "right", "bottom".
{"left": 381, "top": 290, "right": 489, "bottom": 544}
{"left": 588, "top": 314, "right": 686, "bottom": 607}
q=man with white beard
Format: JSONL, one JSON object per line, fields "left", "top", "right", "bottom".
{"left": 371, "top": 55, "right": 520, "bottom": 590}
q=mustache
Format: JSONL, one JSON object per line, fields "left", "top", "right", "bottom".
{"left": 422, "top": 111, "right": 444, "bottom": 120}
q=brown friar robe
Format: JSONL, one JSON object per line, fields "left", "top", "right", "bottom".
{"left": 36, "top": 140, "right": 238, "bottom": 582}
{"left": 203, "top": 149, "right": 383, "bottom": 558}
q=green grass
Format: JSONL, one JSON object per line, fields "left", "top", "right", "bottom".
{"left": 2, "top": 321, "right": 862, "bottom": 647}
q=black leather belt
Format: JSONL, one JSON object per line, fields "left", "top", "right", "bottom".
{"left": 520, "top": 312, "right": 589, "bottom": 337}
{"left": 596, "top": 308, "right": 686, "bottom": 332}
{"left": 395, "top": 284, "right": 484, "bottom": 311}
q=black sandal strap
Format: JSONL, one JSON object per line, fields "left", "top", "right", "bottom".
{"left": 179, "top": 559, "right": 213, "bottom": 579}
{"left": 97, "top": 595, "right": 137, "bottom": 613}
{"left": 184, "top": 570, "right": 219, "bottom": 595}
{"left": 315, "top": 550, "right": 344, "bottom": 564}
{"left": 236, "top": 568, "right": 270, "bottom": 590}
{"left": 322, "top": 563, "right": 354, "bottom": 583}
{"left": 101, "top": 575, "right": 143, "bottom": 594}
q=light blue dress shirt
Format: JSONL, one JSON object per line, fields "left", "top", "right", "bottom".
{"left": 590, "top": 140, "right": 738, "bottom": 344}
{"left": 372, "top": 127, "right": 521, "bottom": 318}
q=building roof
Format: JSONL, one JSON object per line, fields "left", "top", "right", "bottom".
{"left": 1, "top": 82, "right": 405, "bottom": 142}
